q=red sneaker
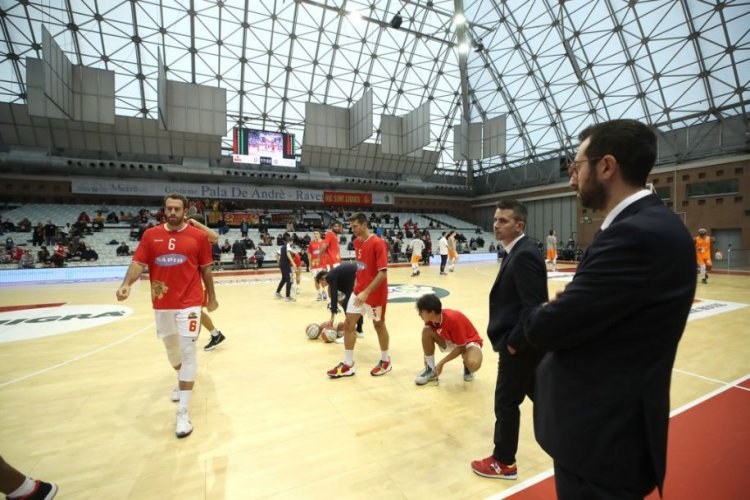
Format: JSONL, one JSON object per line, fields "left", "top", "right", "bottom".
{"left": 327, "top": 362, "right": 356, "bottom": 378}
{"left": 370, "top": 359, "right": 392, "bottom": 376}
{"left": 470, "top": 456, "right": 518, "bottom": 480}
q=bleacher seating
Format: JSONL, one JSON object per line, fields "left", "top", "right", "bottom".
{"left": 0, "top": 205, "right": 488, "bottom": 271}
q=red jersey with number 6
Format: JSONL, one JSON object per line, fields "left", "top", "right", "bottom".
{"left": 132, "top": 224, "right": 212, "bottom": 310}
{"left": 353, "top": 234, "right": 388, "bottom": 306}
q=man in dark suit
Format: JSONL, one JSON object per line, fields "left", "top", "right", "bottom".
{"left": 471, "top": 200, "right": 549, "bottom": 480}
{"left": 524, "top": 119, "right": 696, "bottom": 498}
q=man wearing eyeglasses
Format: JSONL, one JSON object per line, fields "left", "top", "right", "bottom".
{"left": 524, "top": 119, "right": 696, "bottom": 499}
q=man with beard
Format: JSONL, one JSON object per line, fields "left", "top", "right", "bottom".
{"left": 523, "top": 120, "right": 696, "bottom": 498}
{"left": 320, "top": 221, "right": 343, "bottom": 270}
{"left": 116, "top": 193, "right": 218, "bottom": 439}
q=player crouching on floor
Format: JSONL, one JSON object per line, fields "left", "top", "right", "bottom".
{"left": 414, "top": 293, "right": 483, "bottom": 385}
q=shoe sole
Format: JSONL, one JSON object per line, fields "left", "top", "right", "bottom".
{"left": 176, "top": 428, "right": 193, "bottom": 438}
{"left": 415, "top": 377, "right": 438, "bottom": 386}
{"left": 327, "top": 371, "right": 355, "bottom": 378}
{"left": 471, "top": 468, "right": 517, "bottom": 480}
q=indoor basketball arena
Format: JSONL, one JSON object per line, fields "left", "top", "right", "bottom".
{"left": 0, "top": 1, "right": 748, "bottom": 499}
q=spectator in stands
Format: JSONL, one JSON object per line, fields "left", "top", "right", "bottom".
{"left": 107, "top": 211, "right": 119, "bottom": 223}
{"left": 5, "top": 237, "right": 14, "bottom": 251}
{"left": 232, "top": 239, "right": 247, "bottom": 269}
{"left": 18, "top": 249, "right": 35, "bottom": 269}
{"left": 0, "top": 248, "right": 10, "bottom": 264}
{"left": 51, "top": 241, "right": 66, "bottom": 267}
{"left": 262, "top": 232, "right": 273, "bottom": 245}
{"left": 18, "top": 218, "right": 32, "bottom": 232}
{"left": 11, "top": 246, "right": 24, "bottom": 262}
{"left": 31, "top": 223, "right": 44, "bottom": 246}
{"left": 138, "top": 209, "right": 150, "bottom": 223}
{"left": 254, "top": 247, "right": 266, "bottom": 269}
{"left": 81, "top": 245, "right": 98, "bottom": 262}
{"left": 220, "top": 239, "right": 232, "bottom": 253}
{"left": 0, "top": 214, "right": 3, "bottom": 235}
{"left": 240, "top": 219, "right": 249, "bottom": 238}
{"left": 217, "top": 217, "right": 229, "bottom": 235}
{"left": 78, "top": 211, "right": 91, "bottom": 224}
{"left": 37, "top": 246, "right": 51, "bottom": 265}
{"left": 93, "top": 212, "right": 105, "bottom": 231}
{"left": 489, "top": 242, "right": 496, "bottom": 253}
{"left": 116, "top": 242, "right": 131, "bottom": 256}
{"left": 242, "top": 237, "right": 255, "bottom": 250}
{"left": 211, "top": 241, "right": 221, "bottom": 265}
{"left": 43, "top": 221, "right": 57, "bottom": 246}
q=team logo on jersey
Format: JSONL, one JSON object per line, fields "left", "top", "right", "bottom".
{"left": 387, "top": 284, "right": 450, "bottom": 303}
{"left": 151, "top": 280, "right": 169, "bottom": 300}
{"left": 155, "top": 254, "right": 187, "bottom": 266}
{"left": 0, "top": 304, "right": 133, "bottom": 343}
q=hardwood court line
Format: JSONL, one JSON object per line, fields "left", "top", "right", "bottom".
{"left": 672, "top": 367, "right": 750, "bottom": 393}
{"left": 483, "top": 372, "right": 750, "bottom": 500}
{"left": 0, "top": 322, "right": 154, "bottom": 389}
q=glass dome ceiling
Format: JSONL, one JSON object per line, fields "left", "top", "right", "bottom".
{"left": 1, "top": 0, "right": 747, "bottom": 176}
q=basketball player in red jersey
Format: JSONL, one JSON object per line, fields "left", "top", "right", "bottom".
{"left": 308, "top": 231, "right": 327, "bottom": 301}
{"left": 327, "top": 212, "right": 391, "bottom": 378}
{"left": 116, "top": 193, "right": 217, "bottom": 438}
{"left": 319, "top": 221, "right": 343, "bottom": 270}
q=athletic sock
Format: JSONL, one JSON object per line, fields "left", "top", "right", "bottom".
{"left": 210, "top": 329, "right": 219, "bottom": 337}
{"left": 381, "top": 351, "right": 389, "bottom": 362}
{"left": 344, "top": 349, "right": 354, "bottom": 366}
{"left": 178, "top": 389, "right": 192, "bottom": 410}
{"left": 425, "top": 355, "right": 436, "bottom": 369}
{"left": 7, "top": 477, "right": 36, "bottom": 498}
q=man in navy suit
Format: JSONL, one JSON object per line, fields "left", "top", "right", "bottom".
{"left": 471, "top": 199, "right": 548, "bottom": 480}
{"left": 524, "top": 119, "right": 696, "bottom": 498}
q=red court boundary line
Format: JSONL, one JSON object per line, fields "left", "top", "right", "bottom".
{"left": 0, "top": 302, "right": 66, "bottom": 313}
{"left": 486, "top": 373, "right": 750, "bottom": 500}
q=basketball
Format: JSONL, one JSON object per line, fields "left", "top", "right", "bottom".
{"left": 337, "top": 291, "right": 346, "bottom": 303}
{"left": 305, "top": 323, "right": 321, "bottom": 339}
{"left": 320, "top": 328, "right": 338, "bottom": 343}
{"left": 715, "top": 251, "right": 723, "bottom": 260}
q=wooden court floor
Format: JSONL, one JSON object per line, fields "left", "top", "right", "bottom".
{"left": 1, "top": 262, "right": 749, "bottom": 499}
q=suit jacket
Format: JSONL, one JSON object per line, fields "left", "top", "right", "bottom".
{"left": 488, "top": 235, "right": 548, "bottom": 353}
{"left": 524, "top": 194, "right": 696, "bottom": 493}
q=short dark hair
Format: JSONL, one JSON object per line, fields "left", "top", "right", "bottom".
{"left": 163, "top": 193, "right": 188, "bottom": 209}
{"left": 578, "top": 119, "right": 656, "bottom": 187}
{"left": 348, "top": 212, "right": 368, "bottom": 226}
{"left": 315, "top": 269, "right": 329, "bottom": 284}
{"left": 496, "top": 199, "right": 528, "bottom": 224}
{"left": 188, "top": 213, "right": 205, "bottom": 224}
{"left": 416, "top": 293, "right": 442, "bottom": 314}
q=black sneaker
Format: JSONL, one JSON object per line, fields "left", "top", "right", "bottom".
{"left": 16, "top": 480, "right": 58, "bottom": 500}
{"left": 204, "top": 332, "right": 226, "bottom": 351}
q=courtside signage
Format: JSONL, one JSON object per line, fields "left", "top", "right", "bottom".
{"left": 387, "top": 284, "right": 450, "bottom": 303}
{"left": 0, "top": 305, "right": 133, "bottom": 344}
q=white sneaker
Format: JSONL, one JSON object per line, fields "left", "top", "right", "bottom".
{"left": 171, "top": 387, "right": 180, "bottom": 402}
{"left": 335, "top": 336, "right": 345, "bottom": 344}
{"left": 175, "top": 407, "right": 193, "bottom": 438}
{"left": 316, "top": 294, "right": 323, "bottom": 301}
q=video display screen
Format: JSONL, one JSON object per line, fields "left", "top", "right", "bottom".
{"left": 232, "top": 128, "right": 297, "bottom": 167}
